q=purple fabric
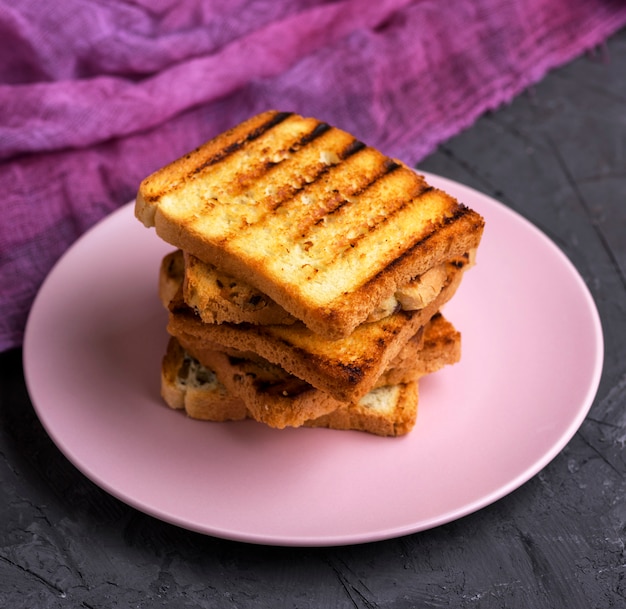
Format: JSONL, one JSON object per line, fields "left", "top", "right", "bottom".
{"left": 1, "top": 0, "right": 625, "bottom": 352}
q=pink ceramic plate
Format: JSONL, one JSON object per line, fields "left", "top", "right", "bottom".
{"left": 23, "top": 173, "right": 603, "bottom": 546}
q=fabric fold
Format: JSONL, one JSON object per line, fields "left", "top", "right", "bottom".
{"left": 0, "top": 0, "right": 414, "bottom": 159}
{"left": 1, "top": 0, "right": 626, "bottom": 351}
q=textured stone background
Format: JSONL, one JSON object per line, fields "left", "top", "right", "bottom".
{"left": 1, "top": 28, "right": 625, "bottom": 609}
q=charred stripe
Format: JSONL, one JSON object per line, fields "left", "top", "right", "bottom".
{"left": 190, "top": 111, "right": 294, "bottom": 176}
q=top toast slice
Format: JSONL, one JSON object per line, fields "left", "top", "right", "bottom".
{"left": 137, "top": 110, "right": 484, "bottom": 339}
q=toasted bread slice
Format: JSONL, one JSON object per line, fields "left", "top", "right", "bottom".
{"left": 161, "top": 338, "right": 417, "bottom": 436}
{"left": 160, "top": 248, "right": 471, "bottom": 327}
{"left": 162, "top": 336, "right": 419, "bottom": 436}
{"left": 174, "top": 315, "right": 457, "bottom": 429}
{"left": 167, "top": 260, "right": 464, "bottom": 403}
{"left": 137, "top": 110, "right": 484, "bottom": 339}
{"left": 161, "top": 313, "right": 459, "bottom": 435}
{"left": 179, "top": 344, "right": 348, "bottom": 428}
{"left": 184, "top": 249, "right": 473, "bottom": 326}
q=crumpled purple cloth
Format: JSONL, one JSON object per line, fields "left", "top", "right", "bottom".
{"left": 1, "top": 0, "right": 625, "bottom": 352}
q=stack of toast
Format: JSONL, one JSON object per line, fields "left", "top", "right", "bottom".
{"left": 136, "top": 111, "right": 484, "bottom": 436}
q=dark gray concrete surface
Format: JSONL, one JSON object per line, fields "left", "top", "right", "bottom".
{"left": 1, "top": 28, "right": 625, "bottom": 609}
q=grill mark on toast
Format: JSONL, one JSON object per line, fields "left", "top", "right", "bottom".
{"left": 293, "top": 155, "right": 403, "bottom": 236}
{"left": 337, "top": 185, "right": 435, "bottom": 252}
{"left": 238, "top": 321, "right": 376, "bottom": 385}
{"left": 189, "top": 118, "right": 345, "bottom": 218}
{"left": 260, "top": 133, "right": 368, "bottom": 214}
{"left": 182, "top": 125, "right": 368, "bottom": 233}
{"left": 358, "top": 205, "right": 476, "bottom": 291}
{"left": 289, "top": 122, "right": 332, "bottom": 152}
{"left": 257, "top": 122, "right": 337, "bottom": 211}
{"left": 324, "top": 159, "right": 402, "bottom": 219}
{"left": 261, "top": 122, "right": 333, "bottom": 175}
{"left": 342, "top": 139, "right": 367, "bottom": 157}
{"left": 296, "top": 165, "right": 428, "bottom": 249}
{"left": 335, "top": 362, "right": 366, "bottom": 385}
{"left": 142, "top": 111, "right": 294, "bottom": 203}
{"left": 326, "top": 159, "right": 401, "bottom": 215}
{"left": 191, "top": 111, "right": 294, "bottom": 176}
